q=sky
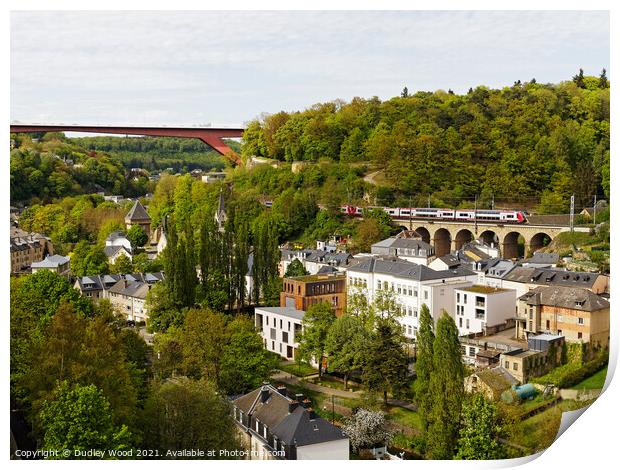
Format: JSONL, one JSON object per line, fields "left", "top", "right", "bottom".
{"left": 10, "top": 10, "right": 610, "bottom": 127}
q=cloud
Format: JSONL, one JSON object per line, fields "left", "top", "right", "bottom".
{"left": 11, "top": 10, "right": 610, "bottom": 125}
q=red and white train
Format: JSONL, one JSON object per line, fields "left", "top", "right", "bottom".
{"left": 339, "top": 205, "right": 527, "bottom": 224}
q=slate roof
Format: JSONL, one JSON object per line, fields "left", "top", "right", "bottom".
{"left": 435, "top": 254, "right": 461, "bottom": 269}
{"left": 103, "top": 245, "right": 131, "bottom": 258}
{"left": 519, "top": 286, "right": 609, "bottom": 312}
{"left": 75, "top": 272, "right": 164, "bottom": 291}
{"left": 347, "top": 257, "right": 475, "bottom": 281}
{"left": 126, "top": 200, "right": 151, "bottom": 222}
{"left": 524, "top": 252, "right": 560, "bottom": 264}
{"left": 475, "top": 367, "right": 519, "bottom": 391}
{"left": 504, "top": 267, "right": 602, "bottom": 289}
{"left": 31, "top": 254, "right": 69, "bottom": 268}
{"left": 106, "top": 231, "right": 127, "bottom": 242}
{"left": 232, "top": 384, "right": 347, "bottom": 447}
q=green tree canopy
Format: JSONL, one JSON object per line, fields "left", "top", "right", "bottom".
{"left": 39, "top": 381, "right": 133, "bottom": 458}
{"left": 456, "top": 394, "right": 506, "bottom": 460}
{"left": 297, "top": 302, "right": 337, "bottom": 378}
{"left": 285, "top": 258, "right": 309, "bottom": 278}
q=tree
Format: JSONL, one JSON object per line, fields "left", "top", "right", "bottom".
{"left": 38, "top": 381, "right": 133, "bottom": 458}
{"left": 297, "top": 302, "right": 337, "bottom": 378}
{"left": 127, "top": 225, "right": 148, "bottom": 250}
{"left": 219, "top": 316, "right": 279, "bottom": 395}
{"left": 415, "top": 303, "right": 435, "bottom": 431}
{"left": 109, "top": 253, "right": 133, "bottom": 274}
{"left": 325, "top": 314, "right": 368, "bottom": 389}
{"left": 455, "top": 394, "right": 506, "bottom": 460}
{"left": 141, "top": 377, "right": 242, "bottom": 458}
{"left": 572, "top": 68, "right": 586, "bottom": 88}
{"left": 71, "top": 241, "right": 109, "bottom": 276}
{"left": 284, "top": 258, "right": 309, "bottom": 277}
{"left": 343, "top": 408, "right": 393, "bottom": 451}
{"left": 599, "top": 68, "right": 609, "bottom": 89}
{"left": 24, "top": 303, "right": 138, "bottom": 426}
{"left": 363, "top": 316, "right": 409, "bottom": 405}
{"left": 180, "top": 308, "right": 227, "bottom": 383}
{"left": 426, "top": 311, "right": 465, "bottom": 459}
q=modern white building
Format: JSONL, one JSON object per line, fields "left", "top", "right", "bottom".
{"left": 346, "top": 257, "right": 477, "bottom": 340}
{"left": 454, "top": 285, "right": 517, "bottom": 336}
{"left": 255, "top": 307, "right": 305, "bottom": 360}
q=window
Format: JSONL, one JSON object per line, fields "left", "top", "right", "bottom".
{"left": 280, "top": 319, "right": 283, "bottom": 329}
{"left": 469, "top": 347, "right": 476, "bottom": 357}
{"left": 288, "top": 321, "right": 291, "bottom": 331}
{"left": 466, "top": 319, "right": 470, "bottom": 329}
{"left": 272, "top": 341, "right": 275, "bottom": 350}
{"left": 578, "top": 317, "right": 584, "bottom": 325}
{"left": 408, "top": 287, "right": 412, "bottom": 296}
{"left": 377, "top": 281, "right": 382, "bottom": 290}
{"left": 505, "top": 360, "right": 509, "bottom": 368}
{"left": 459, "top": 318, "right": 463, "bottom": 327}
{"left": 463, "top": 294, "right": 467, "bottom": 303}
{"left": 407, "top": 325, "right": 412, "bottom": 335}
{"left": 546, "top": 320, "right": 550, "bottom": 329}
{"left": 513, "top": 362, "right": 518, "bottom": 371}
{"left": 282, "top": 332, "right": 289, "bottom": 344}
{"left": 414, "top": 289, "right": 418, "bottom": 297}
{"left": 578, "top": 332, "right": 583, "bottom": 340}
{"left": 557, "top": 329, "right": 562, "bottom": 336}
{"left": 456, "top": 292, "right": 460, "bottom": 303}
{"left": 424, "top": 290, "right": 428, "bottom": 300}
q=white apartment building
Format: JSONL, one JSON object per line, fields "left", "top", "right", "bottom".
{"left": 255, "top": 307, "right": 305, "bottom": 360}
{"left": 454, "top": 285, "right": 517, "bottom": 336}
{"left": 346, "top": 257, "right": 477, "bottom": 340}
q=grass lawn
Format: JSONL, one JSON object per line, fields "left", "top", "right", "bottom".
{"left": 570, "top": 366, "right": 607, "bottom": 390}
{"left": 386, "top": 406, "right": 423, "bottom": 432}
{"left": 509, "top": 399, "right": 591, "bottom": 453}
{"left": 311, "top": 375, "right": 361, "bottom": 392}
{"left": 278, "top": 361, "right": 318, "bottom": 377}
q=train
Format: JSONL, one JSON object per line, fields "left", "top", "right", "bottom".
{"left": 339, "top": 205, "right": 528, "bottom": 224}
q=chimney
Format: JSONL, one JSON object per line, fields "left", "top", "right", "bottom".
{"left": 260, "top": 383, "right": 270, "bottom": 403}
{"left": 277, "top": 384, "right": 287, "bottom": 397}
{"left": 307, "top": 407, "right": 317, "bottom": 420}
{"left": 295, "top": 393, "right": 304, "bottom": 403}
{"left": 288, "top": 400, "right": 299, "bottom": 413}
{"left": 301, "top": 398, "right": 312, "bottom": 409}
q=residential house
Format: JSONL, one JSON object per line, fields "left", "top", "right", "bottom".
{"left": 346, "top": 257, "right": 477, "bottom": 340}
{"left": 125, "top": 200, "right": 151, "bottom": 237}
{"left": 280, "top": 248, "right": 352, "bottom": 276}
{"left": 31, "top": 254, "right": 70, "bottom": 276}
{"left": 255, "top": 306, "right": 305, "bottom": 360}
{"left": 371, "top": 230, "right": 435, "bottom": 265}
{"left": 10, "top": 227, "right": 53, "bottom": 273}
{"left": 281, "top": 273, "right": 347, "bottom": 317}
{"left": 454, "top": 285, "right": 517, "bottom": 336}
{"left": 495, "top": 267, "right": 609, "bottom": 298}
{"left": 516, "top": 286, "right": 610, "bottom": 348}
{"left": 500, "top": 333, "right": 565, "bottom": 384}
{"left": 464, "top": 367, "right": 519, "bottom": 401}
{"left": 232, "top": 383, "right": 349, "bottom": 460}
{"left": 201, "top": 171, "right": 226, "bottom": 183}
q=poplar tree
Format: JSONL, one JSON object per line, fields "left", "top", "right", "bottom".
{"left": 427, "top": 310, "right": 465, "bottom": 459}
{"left": 456, "top": 394, "right": 505, "bottom": 460}
{"left": 416, "top": 303, "right": 435, "bottom": 431}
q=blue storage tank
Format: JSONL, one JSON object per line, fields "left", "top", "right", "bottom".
{"left": 512, "top": 384, "right": 537, "bottom": 400}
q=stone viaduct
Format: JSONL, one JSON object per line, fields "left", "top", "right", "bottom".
{"left": 392, "top": 218, "right": 589, "bottom": 258}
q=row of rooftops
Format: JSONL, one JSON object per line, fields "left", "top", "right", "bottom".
{"left": 347, "top": 256, "right": 476, "bottom": 281}
{"left": 31, "top": 254, "right": 70, "bottom": 268}
{"left": 281, "top": 248, "right": 352, "bottom": 266}
{"left": 75, "top": 272, "right": 165, "bottom": 291}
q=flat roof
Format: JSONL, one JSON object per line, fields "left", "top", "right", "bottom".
{"left": 255, "top": 306, "right": 305, "bottom": 321}
{"left": 459, "top": 285, "right": 511, "bottom": 294}
{"left": 288, "top": 273, "right": 345, "bottom": 282}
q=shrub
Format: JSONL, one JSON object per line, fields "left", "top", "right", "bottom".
{"left": 532, "top": 352, "right": 608, "bottom": 388}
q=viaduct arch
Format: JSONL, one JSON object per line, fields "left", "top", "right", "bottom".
{"left": 398, "top": 218, "right": 581, "bottom": 259}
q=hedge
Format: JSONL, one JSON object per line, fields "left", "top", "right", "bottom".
{"left": 532, "top": 353, "right": 608, "bottom": 389}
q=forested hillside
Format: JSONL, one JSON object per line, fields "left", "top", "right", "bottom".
{"left": 241, "top": 71, "right": 610, "bottom": 212}
{"left": 10, "top": 133, "right": 152, "bottom": 204}
{"left": 70, "top": 136, "right": 234, "bottom": 173}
